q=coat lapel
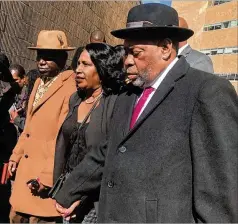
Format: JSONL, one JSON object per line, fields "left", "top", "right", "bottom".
{"left": 31, "top": 71, "right": 74, "bottom": 114}
{"left": 116, "top": 89, "right": 138, "bottom": 138}
{"left": 27, "top": 78, "right": 41, "bottom": 117}
{"left": 124, "top": 92, "right": 138, "bottom": 136}
{"left": 32, "top": 77, "right": 63, "bottom": 114}
{"left": 121, "top": 57, "right": 190, "bottom": 142}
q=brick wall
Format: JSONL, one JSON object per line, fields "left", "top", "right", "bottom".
{"left": 172, "top": 0, "right": 237, "bottom": 74}
{"left": 0, "top": 1, "right": 139, "bottom": 71}
{"left": 172, "top": 1, "right": 209, "bottom": 50}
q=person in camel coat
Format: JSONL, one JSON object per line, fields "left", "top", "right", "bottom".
{"left": 8, "top": 30, "right": 77, "bottom": 222}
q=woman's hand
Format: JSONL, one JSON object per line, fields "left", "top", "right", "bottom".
{"left": 9, "top": 109, "right": 21, "bottom": 123}
{"left": 8, "top": 160, "right": 17, "bottom": 176}
{"left": 27, "top": 178, "right": 48, "bottom": 194}
{"left": 27, "top": 181, "right": 45, "bottom": 193}
{"left": 55, "top": 201, "right": 80, "bottom": 219}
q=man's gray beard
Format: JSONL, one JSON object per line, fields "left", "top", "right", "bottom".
{"left": 132, "top": 71, "right": 149, "bottom": 88}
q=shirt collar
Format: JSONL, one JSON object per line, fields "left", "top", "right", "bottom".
{"left": 178, "top": 43, "right": 189, "bottom": 56}
{"left": 40, "top": 74, "right": 59, "bottom": 86}
{"left": 150, "top": 57, "right": 179, "bottom": 90}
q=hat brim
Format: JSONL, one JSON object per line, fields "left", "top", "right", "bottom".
{"left": 111, "top": 26, "right": 194, "bottom": 42}
{"left": 28, "top": 47, "right": 76, "bottom": 51}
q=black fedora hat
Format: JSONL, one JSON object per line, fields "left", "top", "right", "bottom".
{"left": 111, "top": 3, "right": 194, "bottom": 41}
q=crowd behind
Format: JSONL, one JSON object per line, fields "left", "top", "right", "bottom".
{"left": 0, "top": 3, "right": 237, "bottom": 224}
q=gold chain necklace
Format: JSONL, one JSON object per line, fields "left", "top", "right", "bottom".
{"left": 85, "top": 92, "right": 103, "bottom": 104}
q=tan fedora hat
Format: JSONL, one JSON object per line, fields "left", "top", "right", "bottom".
{"left": 28, "top": 30, "right": 75, "bottom": 51}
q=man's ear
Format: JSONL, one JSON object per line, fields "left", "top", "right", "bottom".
{"left": 160, "top": 38, "right": 173, "bottom": 60}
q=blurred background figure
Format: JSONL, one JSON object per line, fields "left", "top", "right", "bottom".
{"left": 71, "top": 30, "right": 106, "bottom": 71}
{"left": 10, "top": 64, "right": 27, "bottom": 89}
{"left": 9, "top": 65, "right": 27, "bottom": 131}
{"left": 178, "top": 17, "right": 214, "bottom": 73}
{"left": 89, "top": 30, "right": 106, "bottom": 43}
{"left": 10, "top": 69, "right": 40, "bottom": 132}
{"left": 0, "top": 54, "right": 19, "bottom": 161}
{"left": 0, "top": 53, "right": 20, "bottom": 223}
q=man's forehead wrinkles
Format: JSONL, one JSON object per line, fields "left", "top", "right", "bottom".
{"left": 127, "top": 45, "right": 147, "bottom": 50}
{"left": 128, "top": 46, "right": 141, "bottom": 51}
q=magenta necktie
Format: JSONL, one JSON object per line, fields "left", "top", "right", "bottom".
{"left": 130, "top": 87, "right": 154, "bottom": 129}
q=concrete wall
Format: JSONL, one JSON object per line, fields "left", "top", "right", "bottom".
{"left": 0, "top": 1, "right": 139, "bottom": 71}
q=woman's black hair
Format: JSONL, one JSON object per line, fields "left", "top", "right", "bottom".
{"left": 84, "top": 43, "right": 126, "bottom": 95}
{"left": 71, "top": 46, "right": 84, "bottom": 72}
{"left": 9, "top": 64, "right": 26, "bottom": 79}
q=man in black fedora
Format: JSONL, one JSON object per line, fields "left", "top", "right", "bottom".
{"left": 55, "top": 3, "right": 238, "bottom": 223}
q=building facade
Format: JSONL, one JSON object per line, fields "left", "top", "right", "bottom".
{"left": 172, "top": 0, "right": 238, "bottom": 92}
{"left": 0, "top": 1, "right": 138, "bottom": 71}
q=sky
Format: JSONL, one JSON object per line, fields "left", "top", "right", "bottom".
{"left": 141, "top": 0, "right": 172, "bottom": 6}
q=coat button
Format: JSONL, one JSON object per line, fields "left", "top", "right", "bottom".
{"left": 118, "top": 146, "right": 127, "bottom": 153}
{"left": 107, "top": 181, "right": 114, "bottom": 188}
{"left": 24, "top": 154, "right": 28, "bottom": 158}
{"left": 26, "top": 134, "right": 30, "bottom": 137}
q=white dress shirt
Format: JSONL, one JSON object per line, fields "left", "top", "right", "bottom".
{"left": 178, "top": 43, "right": 189, "bottom": 56}
{"left": 136, "top": 57, "right": 179, "bottom": 120}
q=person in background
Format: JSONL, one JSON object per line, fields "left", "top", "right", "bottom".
{"left": 52, "top": 43, "right": 125, "bottom": 223}
{"left": 8, "top": 30, "right": 77, "bottom": 223}
{"left": 71, "top": 30, "right": 106, "bottom": 71}
{"left": 9, "top": 65, "right": 28, "bottom": 129}
{"left": 9, "top": 64, "right": 27, "bottom": 89}
{"left": 178, "top": 17, "right": 214, "bottom": 73}
{"left": 55, "top": 3, "right": 237, "bottom": 223}
{"left": 0, "top": 53, "right": 20, "bottom": 223}
{"left": 10, "top": 69, "right": 40, "bottom": 131}
{"left": 0, "top": 54, "right": 20, "bottom": 161}
{"left": 89, "top": 30, "right": 106, "bottom": 43}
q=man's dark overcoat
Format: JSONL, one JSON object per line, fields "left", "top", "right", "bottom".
{"left": 56, "top": 57, "right": 238, "bottom": 223}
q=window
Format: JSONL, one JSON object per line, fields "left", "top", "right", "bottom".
{"left": 213, "top": 0, "right": 232, "bottom": 6}
{"left": 211, "top": 50, "right": 218, "bottom": 55}
{"left": 233, "top": 49, "right": 238, "bottom": 54}
{"left": 208, "top": 25, "right": 215, "bottom": 31}
{"left": 214, "top": 23, "right": 222, "bottom": 29}
{"left": 230, "top": 20, "right": 238, "bottom": 27}
{"left": 224, "top": 48, "right": 233, "bottom": 54}
{"left": 201, "top": 49, "right": 211, "bottom": 55}
{"left": 217, "top": 73, "right": 238, "bottom": 80}
{"left": 204, "top": 20, "right": 238, "bottom": 31}
{"left": 222, "top": 21, "right": 230, "bottom": 28}
{"left": 217, "top": 48, "right": 224, "bottom": 54}
{"left": 200, "top": 47, "right": 238, "bottom": 55}
{"left": 231, "top": 47, "right": 238, "bottom": 53}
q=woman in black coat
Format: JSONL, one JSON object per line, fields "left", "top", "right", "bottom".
{"left": 52, "top": 43, "right": 125, "bottom": 223}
